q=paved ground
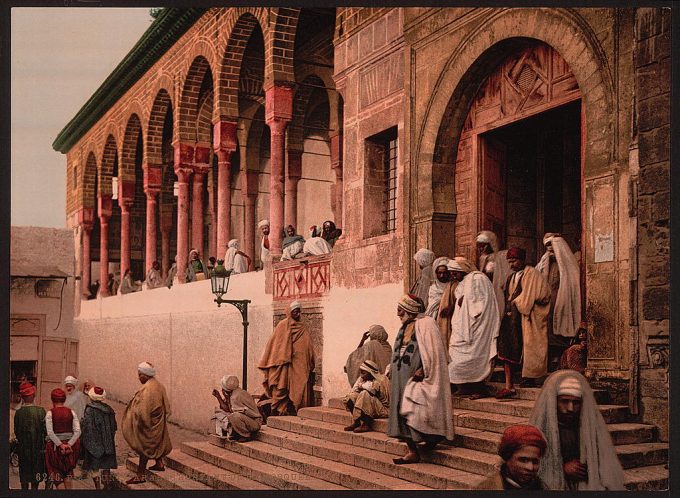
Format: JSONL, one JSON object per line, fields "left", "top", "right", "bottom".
{"left": 9, "top": 399, "right": 210, "bottom": 490}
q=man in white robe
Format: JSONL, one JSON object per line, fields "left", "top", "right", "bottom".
{"left": 425, "top": 257, "right": 450, "bottom": 319}
{"left": 447, "top": 257, "right": 499, "bottom": 399}
{"left": 536, "top": 233, "right": 581, "bottom": 370}
{"left": 63, "top": 376, "right": 89, "bottom": 422}
{"left": 258, "top": 220, "right": 270, "bottom": 270}
{"left": 476, "top": 231, "right": 511, "bottom": 322}
{"left": 303, "top": 229, "right": 333, "bottom": 256}
{"left": 224, "top": 239, "right": 250, "bottom": 274}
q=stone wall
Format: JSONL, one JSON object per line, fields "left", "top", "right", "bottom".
{"left": 633, "top": 7, "right": 670, "bottom": 441}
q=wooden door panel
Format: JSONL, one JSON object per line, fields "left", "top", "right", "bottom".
{"left": 10, "top": 336, "right": 39, "bottom": 361}
{"left": 40, "top": 338, "right": 66, "bottom": 407}
{"left": 481, "top": 135, "right": 507, "bottom": 246}
{"left": 66, "top": 340, "right": 79, "bottom": 379}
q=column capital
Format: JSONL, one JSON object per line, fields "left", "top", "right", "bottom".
{"left": 77, "top": 207, "right": 95, "bottom": 230}
{"left": 119, "top": 198, "right": 133, "bottom": 212}
{"left": 213, "top": 120, "right": 238, "bottom": 153}
{"left": 194, "top": 143, "right": 211, "bottom": 166}
{"left": 174, "top": 166, "right": 193, "bottom": 183}
{"left": 144, "top": 187, "right": 160, "bottom": 199}
{"left": 173, "top": 141, "right": 195, "bottom": 168}
{"left": 265, "top": 84, "right": 294, "bottom": 124}
{"left": 97, "top": 195, "right": 113, "bottom": 219}
{"left": 143, "top": 162, "right": 163, "bottom": 191}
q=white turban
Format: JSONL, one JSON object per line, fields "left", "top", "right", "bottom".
{"left": 557, "top": 376, "right": 582, "bottom": 398}
{"left": 64, "top": 376, "right": 78, "bottom": 387}
{"left": 258, "top": 219, "right": 270, "bottom": 228}
{"left": 432, "top": 257, "right": 450, "bottom": 274}
{"left": 228, "top": 239, "right": 239, "bottom": 249}
{"left": 220, "top": 375, "right": 239, "bottom": 392}
{"left": 413, "top": 248, "right": 435, "bottom": 268}
{"left": 137, "top": 361, "right": 156, "bottom": 377}
{"left": 447, "top": 256, "right": 477, "bottom": 274}
{"left": 87, "top": 386, "right": 107, "bottom": 402}
{"left": 290, "top": 300, "right": 301, "bottom": 311}
{"left": 476, "top": 232, "right": 492, "bottom": 244}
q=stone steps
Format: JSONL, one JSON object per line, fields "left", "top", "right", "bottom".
{"left": 486, "top": 382, "right": 610, "bottom": 403}
{"left": 182, "top": 440, "right": 342, "bottom": 490}
{"left": 254, "top": 424, "right": 486, "bottom": 489}
{"left": 622, "top": 464, "right": 669, "bottom": 491}
{"left": 207, "top": 434, "right": 433, "bottom": 489}
{"left": 111, "top": 468, "right": 163, "bottom": 490}
{"left": 125, "top": 455, "right": 212, "bottom": 490}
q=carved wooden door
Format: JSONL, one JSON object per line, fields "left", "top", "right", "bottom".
{"left": 480, "top": 135, "right": 507, "bottom": 248}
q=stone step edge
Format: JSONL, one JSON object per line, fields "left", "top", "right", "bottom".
{"left": 164, "top": 446, "right": 275, "bottom": 490}
{"left": 256, "top": 424, "right": 490, "bottom": 489}
{"left": 267, "top": 415, "right": 499, "bottom": 470}
{"left": 111, "top": 468, "right": 161, "bottom": 490}
{"left": 206, "top": 434, "right": 433, "bottom": 490}
{"left": 623, "top": 464, "right": 669, "bottom": 491}
{"left": 125, "top": 455, "right": 211, "bottom": 490}
{"left": 181, "top": 440, "right": 348, "bottom": 490}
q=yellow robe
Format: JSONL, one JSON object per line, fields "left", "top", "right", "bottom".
{"left": 121, "top": 377, "right": 172, "bottom": 460}
{"left": 510, "top": 265, "right": 551, "bottom": 378}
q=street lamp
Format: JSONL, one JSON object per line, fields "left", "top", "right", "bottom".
{"left": 210, "top": 259, "right": 251, "bottom": 390}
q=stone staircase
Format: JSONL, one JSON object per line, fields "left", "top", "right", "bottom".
{"left": 115, "top": 384, "right": 668, "bottom": 490}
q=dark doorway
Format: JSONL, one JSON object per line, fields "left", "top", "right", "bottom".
{"left": 480, "top": 100, "right": 581, "bottom": 266}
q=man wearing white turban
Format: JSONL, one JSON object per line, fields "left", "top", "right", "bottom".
{"left": 447, "top": 256, "right": 499, "bottom": 399}
{"left": 63, "top": 376, "right": 89, "bottom": 422}
{"left": 224, "top": 239, "right": 251, "bottom": 274}
{"left": 536, "top": 233, "right": 582, "bottom": 370}
{"left": 528, "top": 371, "right": 624, "bottom": 491}
{"left": 121, "top": 362, "right": 172, "bottom": 484}
{"left": 409, "top": 248, "right": 435, "bottom": 309}
{"left": 425, "top": 257, "right": 450, "bottom": 319}
{"left": 258, "top": 220, "right": 270, "bottom": 270}
{"left": 476, "top": 231, "right": 511, "bottom": 323}
{"left": 81, "top": 386, "right": 117, "bottom": 489}
{"left": 211, "top": 376, "right": 262, "bottom": 441}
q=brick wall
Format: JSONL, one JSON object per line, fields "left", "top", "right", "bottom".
{"left": 634, "top": 7, "right": 670, "bottom": 441}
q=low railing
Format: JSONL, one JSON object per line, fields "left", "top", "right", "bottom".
{"left": 272, "top": 254, "right": 332, "bottom": 301}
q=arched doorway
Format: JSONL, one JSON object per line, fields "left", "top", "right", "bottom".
{"left": 453, "top": 41, "right": 583, "bottom": 273}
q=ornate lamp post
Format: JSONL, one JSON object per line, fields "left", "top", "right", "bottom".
{"left": 210, "top": 260, "right": 251, "bottom": 390}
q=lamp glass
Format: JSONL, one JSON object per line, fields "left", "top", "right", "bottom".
{"left": 210, "top": 260, "right": 231, "bottom": 298}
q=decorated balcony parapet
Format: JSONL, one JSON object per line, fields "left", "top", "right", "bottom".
{"left": 272, "top": 254, "right": 331, "bottom": 301}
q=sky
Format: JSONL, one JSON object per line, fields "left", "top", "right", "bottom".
{"left": 11, "top": 8, "right": 153, "bottom": 228}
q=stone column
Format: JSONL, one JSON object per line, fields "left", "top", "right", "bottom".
{"left": 81, "top": 226, "right": 92, "bottom": 296}
{"left": 191, "top": 170, "right": 206, "bottom": 254}
{"left": 265, "top": 85, "right": 293, "bottom": 258}
{"left": 145, "top": 190, "right": 159, "bottom": 271}
{"left": 330, "top": 131, "right": 344, "bottom": 227}
{"left": 160, "top": 206, "right": 173, "bottom": 280}
{"left": 285, "top": 149, "right": 303, "bottom": 228}
{"left": 174, "top": 142, "right": 195, "bottom": 284}
{"left": 119, "top": 202, "right": 132, "bottom": 276}
{"left": 243, "top": 170, "right": 260, "bottom": 265}
{"left": 214, "top": 121, "right": 238, "bottom": 258}
{"left": 98, "top": 195, "right": 113, "bottom": 296}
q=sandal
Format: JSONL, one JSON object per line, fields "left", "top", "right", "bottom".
{"left": 148, "top": 464, "right": 165, "bottom": 471}
{"left": 393, "top": 453, "right": 420, "bottom": 465}
{"left": 495, "top": 388, "right": 516, "bottom": 400}
{"left": 353, "top": 425, "right": 371, "bottom": 433}
{"left": 125, "top": 477, "right": 147, "bottom": 485}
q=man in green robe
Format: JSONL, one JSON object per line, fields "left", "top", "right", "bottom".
{"left": 13, "top": 382, "right": 46, "bottom": 489}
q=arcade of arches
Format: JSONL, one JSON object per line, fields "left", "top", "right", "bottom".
{"left": 58, "top": 7, "right": 669, "bottom": 439}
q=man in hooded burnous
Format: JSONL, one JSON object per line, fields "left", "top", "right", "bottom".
{"left": 121, "top": 362, "right": 172, "bottom": 485}
{"left": 258, "top": 301, "right": 316, "bottom": 416}
{"left": 536, "top": 233, "right": 582, "bottom": 371}
{"left": 387, "top": 294, "right": 454, "bottom": 465}
{"left": 212, "top": 375, "right": 262, "bottom": 442}
{"left": 409, "top": 248, "right": 435, "bottom": 309}
{"left": 528, "top": 370, "right": 625, "bottom": 490}
{"left": 342, "top": 359, "right": 390, "bottom": 433}
{"left": 476, "top": 230, "right": 511, "bottom": 323}
{"left": 344, "top": 324, "right": 392, "bottom": 386}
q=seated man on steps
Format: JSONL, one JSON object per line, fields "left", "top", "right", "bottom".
{"left": 528, "top": 370, "right": 624, "bottom": 490}
{"left": 342, "top": 360, "right": 390, "bottom": 433}
{"left": 212, "top": 375, "right": 262, "bottom": 442}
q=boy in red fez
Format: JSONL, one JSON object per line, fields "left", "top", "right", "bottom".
{"left": 477, "top": 424, "right": 548, "bottom": 490}
{"left": 45, "top": 388, "right": 81, "bottom": 489}
{"left": 13, "top": 382, "right": 46, "bottom": 489}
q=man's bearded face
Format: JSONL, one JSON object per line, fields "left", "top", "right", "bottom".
{"left": 286, "top": 226, "right": 295, "bottom": 237}
{"left": 397, "top": 307, "right": 415, "bottom": 324}
{"left": 436, "top": 266, "right": 450, "bottom": 283}
{"left": 557, "top": 394, "right": 582, "bottom": 425}
{"left": 508, "top": 257, "right": 525, "bottom": 272}
{"left": 64, "top": 384, "right": 75, "bottom": 394}
{"left": 545, "top": 242, "right": 555, "bottom": 256}
{"left": 261, "top": 226, "right": 270, "bottom": 236}
{"left": 290, "top": 308, "right": 301, "bottom": 321}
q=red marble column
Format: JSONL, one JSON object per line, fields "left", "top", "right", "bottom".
{"left": 81, "top": 226, "right": 92, "bottom": 297}
{"left": 243, "top": 170, "right": 260, "bottom": 266}
{"left": 161, "top": 230, "right": 170, "bottom": 280}
{"left": 174, "top": 142, "right": 195, "bottom": 284}
{"left": 285, "top": 149, "right": 303, "bottom": 228}
{"left": 213, "top": 121, "right": 238, "bottom": 258}
{"left": 98, "top": 195, "right": 113, "bottom": 296}
{"left": 145, "top": 190, "right": 159, "bottom": 271}
{"left": 265, "top": 85, "right": 293, "bottom": 258}
{"left": 119, "top": 202, "right": 132, "bottom": 277}
{"left": 330, "top": 131, "right": 344, "bottom": 227}
{"left": 191, "top": 171, "right": 206, "bottom": 254}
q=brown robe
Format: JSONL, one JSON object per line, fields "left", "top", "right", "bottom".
{"left": 510, "top": 266, "right": 551, "bottom": 378}
{"left": 121, "top": 377, "right": 172, "bottom": 460}
{"left": 258, "top": 312, "right": 316, "bottom": 415}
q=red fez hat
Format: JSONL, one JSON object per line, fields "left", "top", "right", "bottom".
{"left": 498, "top": 424, "right": 547, "bottom": 461}
{"left": 51, "top": 388, "right": 67, "bottom": 403}
{"left": 506, "top": 247, "right": 526, "bottom": 261}
{"left": 19, "top": 382, "right": 36, "bottom": 397}
{"left": 94, "top": 386, "right": 104, "bottom": 395}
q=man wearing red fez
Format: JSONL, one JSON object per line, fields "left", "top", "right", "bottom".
{"left": 496, "top": 247, "right": 551, "bottom": 399}
{"left": 45, "top": 388, "right": 81, "bottom": 489}
{"left": 13, "top": 382, "right": 46, "bottom": 489}
{"left": 477, "top": 424, "right": 548, "bottom": 490}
